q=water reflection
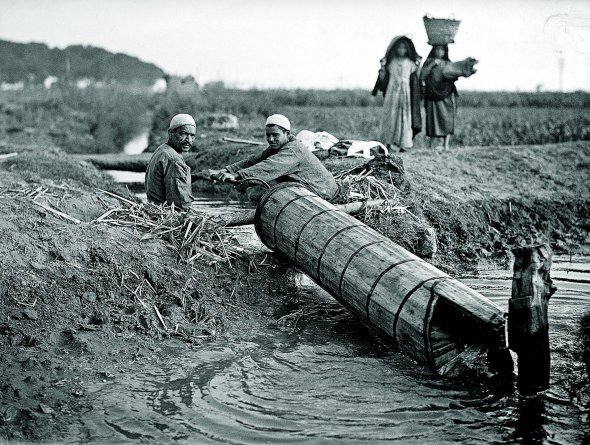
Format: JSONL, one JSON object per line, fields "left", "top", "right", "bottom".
{"left": 123, "top": 131, "right": 149, "bottom": 155}
{"left": 513, "top": 396, "right": 548, "bottom": 443}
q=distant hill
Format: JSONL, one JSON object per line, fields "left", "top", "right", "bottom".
{"left": 0, "top": 39, "right": 166, "bottom": 85}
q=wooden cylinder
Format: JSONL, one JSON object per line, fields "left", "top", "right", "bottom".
{"left": 508, "top": 244, "right": 556, "bottom": 394}
{"left": 255, "top": 184, "right": 510, "bottom": 375}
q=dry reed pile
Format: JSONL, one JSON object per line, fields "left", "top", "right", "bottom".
{"left": 5, "top": 185, "right": 244, "bottom": 266}
{"left": 333, "top": 168, "right": 411, "bottom": 220}
{"left": 95, "top": 190, "right": 243, "bottom": 266}
{"left": 332, "top": 169, "right": 435, "bottom": 256}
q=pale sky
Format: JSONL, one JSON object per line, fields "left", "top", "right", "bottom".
{"left": 1, "top": 0, "right": 589, "bottom": 91}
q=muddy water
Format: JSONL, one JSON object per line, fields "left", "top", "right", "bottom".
{"left": 93, "top": 185, "right": 589, "bottom": 444}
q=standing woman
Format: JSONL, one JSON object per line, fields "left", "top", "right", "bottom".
{"left": 420, "top": 44, "right": 456, "bottom": 150}
{"left": 372, "top": 36, "right": 422, "bottom": 153}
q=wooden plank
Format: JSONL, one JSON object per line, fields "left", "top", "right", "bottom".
{"left": 291, "top": 208, "right": 348, "bottom": 262}
{"left": 222, "top": 136, "right": 265, "bottom": 146}
{"left": 273, "top": 196, "right": 335, "bottom": 257}
{"left": 430, "top": 327, "right": 463, "bottom": 360}
{"left": 255, "top": 185, "right": 317, "bottom": 250}
{"left": 0, "top": 152, "right": 17, "bottom": 161}
{"left": 224, "top": 200, "right": 389, "bottom": 227}
{"left": 431, "top": 340, "right": 460, "bottom": 357}
{"left": 436, "top": 346, "right": 470, "bottom": 375}
{"left": 433, "top": 280, "right": 505, "bottom": 334}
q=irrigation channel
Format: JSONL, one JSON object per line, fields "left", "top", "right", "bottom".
{"left": 94, "top": 148, "right": 590, "bottom": 444}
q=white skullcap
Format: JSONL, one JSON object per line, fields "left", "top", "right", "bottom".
{"left": 169, "top": 114, "right": 196, "bottom": 130}
{"left": 265, "top": 114, "right": 291, "bottom": 131}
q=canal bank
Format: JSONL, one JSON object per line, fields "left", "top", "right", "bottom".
{"left": 95, "top": 139, "right": 590, "bottom": 271}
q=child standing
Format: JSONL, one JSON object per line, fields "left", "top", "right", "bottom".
{"left": 421, "top": 44, "right": 456, "bottom": 150}
{"left": 372, "top": 36, "right": 422, "bottom": 153}
{"left": 421, "top": 44, "right": 477, "bottom": 150}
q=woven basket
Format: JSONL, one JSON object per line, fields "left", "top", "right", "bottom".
{"left": 423, "top": 15, "right": 461, "bottom": 45}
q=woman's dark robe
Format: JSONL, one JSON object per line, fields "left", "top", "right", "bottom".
{"left": 423, "top": 59, "right": 457, "bottom": 137}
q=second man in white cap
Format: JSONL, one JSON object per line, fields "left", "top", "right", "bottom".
{"left": 208, "top": 114, "right": 338, "bottom": 201}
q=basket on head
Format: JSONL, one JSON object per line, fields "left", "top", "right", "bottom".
{"left": 423, "top": 15, "right": 461, "bottom": 45}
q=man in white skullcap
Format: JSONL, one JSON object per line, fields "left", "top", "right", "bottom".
{"left": 208, "top": 114, "right": 338, "bottom": 201}
{"left": 145, "top": 113, "right": 197, "bottom": 208}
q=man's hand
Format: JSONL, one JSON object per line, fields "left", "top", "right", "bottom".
{"left": 207, "top": 168, "right": 227, "bottom": 182}
{"left": 218, "top": 172, "right": 240, "bottom": 183}
{"left": 208, "top": 169, "right": 240, "bottom": 183}
{"left": 192, "top": 169, "right": 215, "bottom": 182}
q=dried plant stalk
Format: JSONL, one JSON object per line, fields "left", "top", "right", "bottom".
{"left": 94, "top": 190, "right": 243, "bottom": 265}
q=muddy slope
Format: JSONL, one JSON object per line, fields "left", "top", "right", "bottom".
{"left": 319, "top": 141, "right": 590, "bottom": 268}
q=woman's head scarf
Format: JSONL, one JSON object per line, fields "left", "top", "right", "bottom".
{"left": 384, "top": 35, "right": 420, "bottom": 64}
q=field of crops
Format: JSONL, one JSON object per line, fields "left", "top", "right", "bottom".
{"left": 0, "top": 86, "right": 588, "bottom": 154}
{"left": 275, "top": 105, "right": 590, "bottom": 148}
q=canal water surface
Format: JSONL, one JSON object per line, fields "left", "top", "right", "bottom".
{"left": 76, "top": 253, "right": 590, "bottom": 444}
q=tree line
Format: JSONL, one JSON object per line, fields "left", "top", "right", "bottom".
{"left": 0, "top": 39, "right": 165, "bottom": 85}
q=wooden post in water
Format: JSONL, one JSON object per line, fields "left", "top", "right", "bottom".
{"left": 508, "top": 244, "right": 557, "bottom": 394}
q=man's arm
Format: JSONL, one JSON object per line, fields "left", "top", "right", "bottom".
{"left": 164, "top": 160, "right": 194, "bottom": 209}
{"left": 235, "top": 147, "right": 299, "bottom": 182}
{"left": 225, "top": 149, "right": 270, "bottom": 173}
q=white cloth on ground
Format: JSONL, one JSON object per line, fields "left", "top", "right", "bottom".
{"left": 295, "top": 130, "right": 339, "bottom": 152}
{"left": 340, "top": 140, "right": 389, "bottom": 159}
{"left": 295, "top": 129, "right": 388, "bottom": 159}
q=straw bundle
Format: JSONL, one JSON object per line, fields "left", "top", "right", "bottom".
{"left": 332, "top": 168, "right": 408, "bottom": 219}
{"left": 334, "top": 169, "right": 397, "bottom": 202}
{"left": 332, "top": 169, "right": 434, "bottom": 255}
{"left": 95, "top": 190, "right": 243, "bottom": 266}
